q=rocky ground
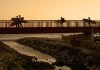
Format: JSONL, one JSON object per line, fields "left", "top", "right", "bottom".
{"left": 17, "top": 35, "right": 100, "bottom": 70}
{"left": 0, "top": 41, "right": 54, "bottom": 70}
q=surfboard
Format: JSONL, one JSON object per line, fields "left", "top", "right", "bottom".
{"left": 10, "top": 22, "right": 16, "bottom": 26}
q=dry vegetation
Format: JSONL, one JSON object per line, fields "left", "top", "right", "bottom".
{"left": 17, "top": 35, "right": 100, "bottom": 70}
{"left": 0, "top": 42, "right": 54, "bottom": 70}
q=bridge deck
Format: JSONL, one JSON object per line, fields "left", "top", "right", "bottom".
{"left": 0, "top": 27, "right": 99, "bottom": 34}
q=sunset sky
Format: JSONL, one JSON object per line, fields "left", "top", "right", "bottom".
{"left": 0, "top": 0, "right": 100, "bottom": 20}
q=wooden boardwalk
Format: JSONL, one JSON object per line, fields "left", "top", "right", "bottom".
{"left": 0, "top": 27, "right": 99, "bottom": 34}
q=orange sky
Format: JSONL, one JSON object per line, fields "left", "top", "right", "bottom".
{"left": 0, "top": 0, "right": 100, "bottom": 20}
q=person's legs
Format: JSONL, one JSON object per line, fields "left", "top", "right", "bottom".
{"left": 19, "top": 23, "right": 23, "bottom": 27}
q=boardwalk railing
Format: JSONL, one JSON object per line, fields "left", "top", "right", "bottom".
{"left": 0, "top": 20, "right": 100, "bottom": 28}
{"left": 0, "top": 20, "right": 100, "bottom": 34}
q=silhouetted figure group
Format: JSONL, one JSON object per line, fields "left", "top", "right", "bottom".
{"left": 11, "top": 15, "right": 27, "bottom": 27}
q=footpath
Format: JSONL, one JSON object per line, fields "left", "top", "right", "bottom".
{"left": 2, "top": 41, "right": 56, "bottom": 64}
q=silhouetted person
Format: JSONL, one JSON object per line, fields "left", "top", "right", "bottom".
{"left": 16, "top": 16, "right": 20, "bottom": 27}
{"left": 60, "top": 16, "right": 65, "bottom": 27}
{"left": 83, "top": 17, "right": 96, "bottom": 27}
{"left": 55, "top": 17, "right": 65, "bottom": 27}
{"left": 17, "top": 15, "right": 23, "bottom": 27}
{"left": 11, "top": 16, "right": 19, "bottom": 27}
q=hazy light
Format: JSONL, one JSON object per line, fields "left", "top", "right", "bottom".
{"left": 0, "top": 0, "right": 100, "bottom": 20}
